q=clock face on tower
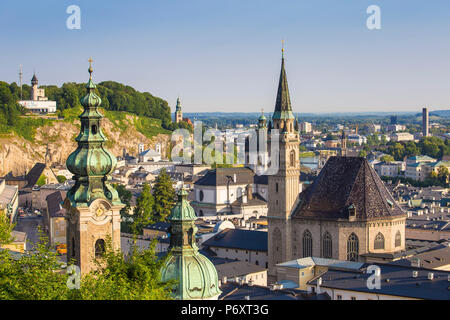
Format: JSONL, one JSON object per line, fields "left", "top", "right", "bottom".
{"left": 91, "top": 203, "right": 108, "bottom": 222}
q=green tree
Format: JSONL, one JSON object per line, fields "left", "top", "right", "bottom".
{"left": 78, "top": 239, "right": 174, "bottom": 300}
{"left": 132, "top": 183, "right": 155, "bottom": 235}
{"left": 381, "top": 155, "right": 395, "bottom": 163}
{"left": 56, "top": 175, "right": 67, "bottom": 183}
{"left": 359, "top": 150, "right": 368, "bottom": 158}
{"left": 152, "top": 169, "right": 176, "bottom": 222}
{"left": 0, "top": 229, "right": 71, "bottom": 300}
{"left": 437, "top": 166, "right": 449, "bottom": 184}
{"left": 36, "top": 174, "right": 47, "bottom": 186}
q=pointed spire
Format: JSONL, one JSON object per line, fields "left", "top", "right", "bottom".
{"left": 273, "top": 41, "right": 294, "bottom": 120}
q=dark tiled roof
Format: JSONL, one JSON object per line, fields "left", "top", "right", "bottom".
{"left": 292, "top": 157, "right": 405, "bottom": 220}
{"left": 195, "top": 167, "right": 255, "bottom": 186}
{"left": 144, "top": 221, "right": 171, "bottom": 232}
{"left": 308, "top": 263, "right": 450, "bottom": 300}
{"left": 219, "top": 283, "right": 328, "bottom": 300}
{"left": 25, "top": 163, "right": 46, "bottom": 188}
{"left": 214, "top": 260, "right": 266, "bottom": 279}
{"left": 203, "top": 228, "right": 267, "bottom": 252}
{"left": 45, "top": 191, "right": 66, "bottom": 218}
{"left": 231, "top": 193, "right": 267, "bottom": 207}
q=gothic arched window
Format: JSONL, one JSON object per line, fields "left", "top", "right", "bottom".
{"left": 374, "top": 232, "right": 385, "bottom": 250}
{"left": 290, "top": 150, "right": 296, "bottom": 167}
{"left": 347, "top": 233, "right": 359, "bottom": 261}
{"left": 302, "top": 230, "right": 313, "bottom": 258}
{"left": 272, "top": 227, "right": 282, "bottom": 265}
{"left": 199, "top": 190, "right": 204, "bottom": 202}
{"left": 322, "top": 232, "right": 332, "bottom": 259}
{"left": 95, "top": 239, "right": 105, "bottom": 258}
{"left": 395, "top": 230, "right": 401, "bottom": 247}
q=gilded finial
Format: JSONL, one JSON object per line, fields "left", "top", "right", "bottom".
{"left": 281, "top": 39, "right": 285, "bottom": 58}
{"left": 88, "top": 57, "right": 93, "bottom": 78}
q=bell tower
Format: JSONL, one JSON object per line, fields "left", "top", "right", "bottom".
{"left": 267, "top": 45, "right": 300, "bottom": 277}
{"left": 175, "top": 97, "right": 183, "bottom": 123}
{"left": 64, "top": 59, "right": 124, "bottom": 275}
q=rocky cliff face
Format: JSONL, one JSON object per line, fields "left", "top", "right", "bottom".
{"left": 0, "top": 113, "right": 170, "bottom": 177}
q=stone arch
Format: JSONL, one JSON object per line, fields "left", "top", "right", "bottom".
{"left": 374, "top": 232, "right": 385, "bottom": 250}
{"left": 95, "top": 238, "right": 106, "bottom": 258}
{"left": 322, "top": 231, "right": 332, "bottom": 259}
{"left": 395, "top": 230, "right": 401, "bottom": 247}
{"left": 347, "top": 233, "right": 359, "bottom": 261}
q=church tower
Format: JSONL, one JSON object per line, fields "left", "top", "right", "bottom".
{"left": 267, "top": 45, "right": 300, "bottom": 277}
{"left": 175, "top": 97, "right": 183, "bottom": 123}
{"left": 161, "top": 190, "right": 221, "bottom": 300}
{"left": 64, "top": 59, "right": 124, "bottom": 275}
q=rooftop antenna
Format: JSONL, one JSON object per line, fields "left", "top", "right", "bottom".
{"left": 19, "top": 65, "right": 23, "bottom": 100}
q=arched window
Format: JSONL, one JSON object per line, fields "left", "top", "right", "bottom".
{"left": 91, "top": 124, "right": 98, "bottom": 135}
{"left": 322, "top": 232, "right": 332, "bottom": 259}
{"left": 199, "top": 210, "right": 204, "bottom": 217}
{"left": 395, "top": 230, "right": 401, "bottom": 247}
{"left": 199, "top": 190, "right": 204, "bottom": 202}
{"left": 290, "top": 150, "right": 296, "bottom": 167}
{"left": 374, "top": 232, "right": 385, "bottom": 250}
{"left": 302, "top": 230, "right": 313, "bottom": 258}
{"left": 347, "top": 233, "right": 359, "bottom": 261}
{"left": 272, "top": 227, "right": 282, "bottom": 265}
{"left": 95, "top": 239, "right": 105, "bottom": 258}
{"left": 275, "top": 183, "right": 279, "bottom": 193}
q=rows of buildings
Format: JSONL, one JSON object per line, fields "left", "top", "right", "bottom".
{"left": 3, "top": 54, "right": 449, "bottom": 300}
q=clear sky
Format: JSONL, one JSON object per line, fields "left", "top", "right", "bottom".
{"left": 1, "top": 0, "right": 450, "bottom": 114}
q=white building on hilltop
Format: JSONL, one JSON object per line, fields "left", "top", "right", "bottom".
{"left": 18, "top": 74, "right": 57, "bottom": 114}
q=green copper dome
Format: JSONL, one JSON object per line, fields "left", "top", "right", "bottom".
{"left": 65, "top": 62, "right": 121, "bottom": 207}
{"left": 161, "top": 190, "right": 221, "bottom": 300}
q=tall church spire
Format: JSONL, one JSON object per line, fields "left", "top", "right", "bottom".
{"left": 65, "top": 59, "right": 121, "bottom": 207}
{"left": 64, "top": 59, "right": 124, "bottom": 275}
{"left": 273, "top": 43, "right": 294, "bottom": 121}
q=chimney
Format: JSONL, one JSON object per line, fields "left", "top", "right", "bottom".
{"left": 247, "top": 184, "right": 253, "bottom": 200}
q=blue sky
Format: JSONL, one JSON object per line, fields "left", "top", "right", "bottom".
{"left": 1, "top": 0, "right": 450, "bottom": 113}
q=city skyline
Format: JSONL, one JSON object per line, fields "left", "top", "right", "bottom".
{"left": 1, "top": 0, "right": 450, "bottom": 113}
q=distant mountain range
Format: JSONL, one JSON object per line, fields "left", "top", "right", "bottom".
{"left": 184, "top": 109, "right": 450, "bottom": 119}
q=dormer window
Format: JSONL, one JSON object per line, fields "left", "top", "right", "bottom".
{"left": 348, "top": 204, "right": 356, "bottom": 221}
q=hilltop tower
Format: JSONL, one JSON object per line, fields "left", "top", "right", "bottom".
{"left": 175, "top": 97, "right": 183, "bottom": 123}
{"left": 161, "top": 190, "right": 221, "bottom": 300}
{"left": 64, "top": 60, "right": 124, "bottom": 275}
{"left": 267, "top": 45, "right": 300, "bottom": 277}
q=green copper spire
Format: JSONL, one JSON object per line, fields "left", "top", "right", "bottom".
{"left": 272, "top": 44, "right": 294, "bottom": 121}
{"left": 161, "top": 190, "right": 221, "bottom": 300}
{"left": 258, "top": 108, "right": 267, "bottom": 128}
{"left": 176, "top": 97, "right": 182, "bottom": 112}
{"left": 65, "top": 59, "right": 121, "bottom": 207}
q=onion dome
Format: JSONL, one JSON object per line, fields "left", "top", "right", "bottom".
{"left": 160, "top": 189, "right": 221, "bottom": 300}
{"left": 65, "top": 60, "right": 121, "bottom": 207}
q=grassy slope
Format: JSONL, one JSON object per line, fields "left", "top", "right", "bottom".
{"left": 2, "top": 107, "right": 170, "bottom": 142}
